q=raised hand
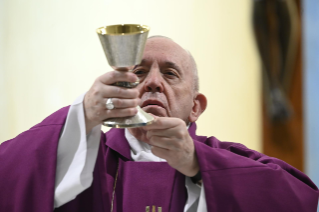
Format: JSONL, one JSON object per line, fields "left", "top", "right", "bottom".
{"left": 131, "top": 116, "right": 199, "bottom": 177}
{"left": 84, "top": 70, "right": 140, "bottom": 133}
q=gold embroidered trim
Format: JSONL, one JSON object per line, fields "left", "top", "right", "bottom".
{"left": 110, "top": 160, "right": 120, "bottom": 212}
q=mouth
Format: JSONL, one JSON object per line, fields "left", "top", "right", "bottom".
{"left": 141, "top": 99, "right": 165, "bottom": 109}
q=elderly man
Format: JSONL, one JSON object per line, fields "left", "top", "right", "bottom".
{"left": 0, "top": 37, "right": 318, "bottom": 212}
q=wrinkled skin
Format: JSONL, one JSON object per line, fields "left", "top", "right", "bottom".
{"left": 84, "top": 37, "right": 207, "bottom": 177}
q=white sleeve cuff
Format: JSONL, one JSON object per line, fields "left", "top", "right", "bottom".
{"left": 54, "top": 93, "right": 101, "bottom": 208}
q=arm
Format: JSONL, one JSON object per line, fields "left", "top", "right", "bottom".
{"left": 54, "top": 93, "right": 101, "bottom": 208}
{"left": 0, "top": 107, "right": 69, "bottom": 212}
{"left": 194, "top": 137, "right": 319, "bottom": 212}
{"left": 55, "top": 70, "right": 141, "bottom": 207}
{"left": 0, "top": 70, "right": 140, "bottom": 211}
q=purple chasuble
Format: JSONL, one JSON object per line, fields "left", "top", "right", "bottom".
{"left": 55, "top": 126, "right": 187, "bottom": 212}
{"left": 115, "top": 158, "right": 185, "bottom": 211}
{"left": 1, "top": 106, "right": 319, "bottom": 212}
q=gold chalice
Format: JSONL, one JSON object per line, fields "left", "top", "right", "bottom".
{"left": 96, "top": 24, "right": 154, "bottom": 128}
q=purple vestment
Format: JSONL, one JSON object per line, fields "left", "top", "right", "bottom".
{"left": 0, "top": 107, "right": 318, "bottom": 212}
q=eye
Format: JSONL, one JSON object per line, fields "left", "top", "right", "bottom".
{"left": 164, "top": 69, "right": 178, "bottom": 77}
{"left": 133, "top": 68, "right": 147, "bottom": 76}
{"left": 166, "top": 71, "right": 176, "bottom": 76}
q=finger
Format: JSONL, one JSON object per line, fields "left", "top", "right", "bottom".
{"left": 101, "top": 85, "right": 139, "bottom": 99}
{"left": 99, "top": 71, "right": 138, "bottom": 85}
{"left": 148, "top": 135, "right": 176, "bottom": 150}
{"left": 104, "top": 98, "right": 140, "bottom": 109}
{"left": 142, "top": 117, "right": 186, "bottom": 131}
{"left": 151, "top": 146, "right": 170, "bottom": 160}
{"left": 103, "top": 107, "right": 138, "bottom": 119}
{"left": 147, "top": 125, "right": 189, "bottom": 138}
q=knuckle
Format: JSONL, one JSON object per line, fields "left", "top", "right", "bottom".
{"left": 128, "top": 73, "right": 137, "bottom": 82}
{"left": 116, "top": 99, "right": 123, "bottom": 108}
{"left": 128, "top": 108, "right": 137, "bottom": 116}
{"left": 91, "top": 85, "right": 100, "bottom": 97}
{"left": 116, "top": 87, "right": 123, "bottom": 96}
{"left": 93, "top": 108, "right": 103, "bottom": 119}
{"left": 177, "top": 129, "right": 184, "bottom": 137}
{"left": 177, "top": 118, "right": 186, "bottom": 126}
{"left": 157, "top": 118, "right": 164, "bottom": 126}
{"left": 134, "top": 99, "right": 139, "bottom": 106}
{"left": 93, "top": 99, "right": 99, "bottom": 106}
{"left": 124, "top": 71, "right": 131, "bottom": 78}
{"left": 109, "top": 71, "right": 116, "bottom": 80}
{"left": 105, "top": 109, "right": 114, "bottom": 118}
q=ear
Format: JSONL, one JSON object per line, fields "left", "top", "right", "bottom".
{"left": 189, "top": 93, "right": 207, "bottom": 122}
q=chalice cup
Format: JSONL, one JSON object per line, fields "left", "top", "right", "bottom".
{"left": 96, "top": 24, "right": 154, "bottom": 128}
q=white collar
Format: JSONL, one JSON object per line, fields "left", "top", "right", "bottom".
{"left": 124, "top": 123, "right": 191, "bottom": 162}
{"left": 125, "top": 129, "right": 166, "bottom": 162}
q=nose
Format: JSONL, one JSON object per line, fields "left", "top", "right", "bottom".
{"left": 142, "top": 67, "right": 164, "bottom": 93}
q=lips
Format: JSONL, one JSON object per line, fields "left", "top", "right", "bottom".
{"left": 141, "top": 99, "right": 165, "bottom": 109}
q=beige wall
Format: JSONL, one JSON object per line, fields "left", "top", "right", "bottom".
{"left": 0, "top": 0, "right": 261, "bottom": 151}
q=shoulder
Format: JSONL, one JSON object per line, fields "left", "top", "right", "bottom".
{"left": 205, "top": 136, "right": 266, "bottom": 160}
{"left": 1, "top": 106, "right": 70, "bottom": 147}
{"left": 30, "top": 106, "right": 70, "bottom": 130}
{"left": 189, "top": 122, "right": 256, "bottom": 153}
{"left": 189, "top": 122, "right": 265, "bottom": 161}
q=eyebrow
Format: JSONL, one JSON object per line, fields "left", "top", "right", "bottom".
{"left": 134, "top": 59, "right": 182, "bottom": 74}
{"left": 164, "top": 61, "right": 182, "bottom": 74}
{"left": 133, "top": 59, "right": 147, "bottom": 69}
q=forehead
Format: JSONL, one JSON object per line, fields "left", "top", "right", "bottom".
{"left": 142, "top": 38, "right": 190, "bottom": 70}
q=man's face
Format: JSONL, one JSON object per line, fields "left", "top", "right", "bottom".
{"left": 133, "top": 37, "right": 195, "bottom": 123}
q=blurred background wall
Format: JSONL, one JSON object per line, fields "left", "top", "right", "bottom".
{"left": 303, "top": 0, "right": 319, "bottom": 196}
{"left": 0, "top": 0, "right": 261, "bottom": 150}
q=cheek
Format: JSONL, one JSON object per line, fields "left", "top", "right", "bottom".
{"left": 170, "top": 89, "right": 194, "bottom": 114}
